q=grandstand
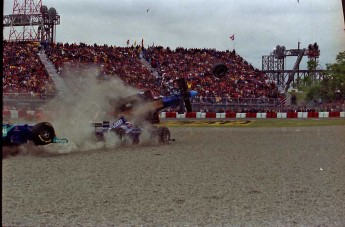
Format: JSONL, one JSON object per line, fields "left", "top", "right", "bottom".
{"left": 3, "top": 41, "right": 57, "bottom": 110}
{"left": 3, "top": 41, "right": 287, "bottom": 112}
{"left": 3, "top": 40, "right": 345, "bottom": 117}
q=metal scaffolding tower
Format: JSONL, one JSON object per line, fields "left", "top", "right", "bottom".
{"left": 262, "top": 43, "right": 325, "bottom": 92}
{"left": 3, "top": 0, "right": 60, "bottom": 43}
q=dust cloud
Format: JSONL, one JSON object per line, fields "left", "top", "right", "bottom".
{"left": 43, "top": 64, "right": 142, "bottom": 153}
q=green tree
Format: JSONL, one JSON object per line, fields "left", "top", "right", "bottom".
{"left": 306, "top": 51, "right": 345, "bottom": 102}
{"left": 298, "top": 59, "right": 318, "bottom": 88}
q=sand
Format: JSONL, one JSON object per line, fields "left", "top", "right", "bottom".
{"left": 2, "top": 126, "right": 345, "bottom": 226}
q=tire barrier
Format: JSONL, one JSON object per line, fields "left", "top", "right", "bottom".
{"left": 3, "top": 110, "right": 345, "bottom": 121}
{"left": 267, "top": 112, "right": 277, "bottom": 118}
{"left": 307, "top": 112, "right": 319, "bottom": 118}
{"left": 186, "top": 112, "right": 197, "bottom": 118}
{"left": 226, "top": 112, "right": 236, "bottom": 118}
{"left": 205, "top": 112, "right": 216, "bottom": 118}
{"left": 287, "top": 112, "right": 298, "bottom": 118}
{"left": 330, "top": 112, "right": 340, "bottom": 117}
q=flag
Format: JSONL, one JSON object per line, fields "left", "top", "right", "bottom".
{"left": 141, "top": 38, "right": 144, "bottom": 47}
{"left": 134, "top": 40, "right": 137, "bottom": 46}
{"left": 230, "top": 34, "right": 235, "bottom": 41}
{"left": 127, "top": 39, "right": 129, "bottom": 45}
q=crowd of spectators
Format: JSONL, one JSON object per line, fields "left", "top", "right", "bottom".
{"left": 10, "top": 41, "right": 343, "bottom": 113}
{"left": 45, "top": 42, "right": 159, "bottom": 93}
{"left": 43, "top": 42, "right": 283, "bottom": 103}
{"left": 3, "top": 41, "right": 56, "bottom": 96}
{"left": 142, "top": 46, "right": 283, "bottom": 101}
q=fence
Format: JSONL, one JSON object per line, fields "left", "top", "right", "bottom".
{"left": 190, "top": 97, "right": 282, "bottom": 112}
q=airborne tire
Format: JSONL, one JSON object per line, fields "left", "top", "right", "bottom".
{"left": 32, "top": 122, "right": 56, "bottom": 145}
{"left": 157, "top": 127, "right": 171, "bottom": 144}
{"left": 212, "top": 63, "right": 229, "bottom": 79}
{"left": 114, "top": 128, "right": 139, "bottom": 145}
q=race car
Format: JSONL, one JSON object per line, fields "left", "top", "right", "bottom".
{"left": 107, "top": 63, "right": 229, "bottom": 124}
{"left": 108, "top": 78, "right": 198, "bottom": 124}
{"left": 96, "top": 63, "right": 228, "bottom": 144}
{"left": 92, "top": 116, "right": 172, "bottom": 144}
{"left": 2, "top": 121, "right": 68, "bottom": 146}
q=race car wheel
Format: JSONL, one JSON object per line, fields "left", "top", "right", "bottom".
{"left": 115, "top": 128, "right": 126, "bottom": 142}
{"left": 115, "top": 129, "right": 139, "bottom": 145}
{"left": 32, "top": 122, "right": 56, "bottom": 145}
{"left": 157, "top": 127, "right": 170, "bottom": 143}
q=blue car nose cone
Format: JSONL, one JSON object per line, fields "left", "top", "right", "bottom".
{"left": 189, "top": 90, "right": 198, "bottom": 97}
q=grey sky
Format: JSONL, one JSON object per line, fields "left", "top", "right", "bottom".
{"left": 4, "top": 0, "right": 345, "bottom": 69}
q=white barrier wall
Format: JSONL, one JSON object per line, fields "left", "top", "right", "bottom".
{"left": 160, "top": 112, "right": 166, "bottom": 119}
{"left": 277, "top": 113, "right": 287, "bottom": 118}
{"left": 10, "top": 110, "right": 18, "bottom": 119}
{"left": 216, "top": 113, "right": 226, "bottom": 118}
{"left": 298, "top": 112, "right": 308, "bottom": 118}
{"left": 26, "top": 110, "right": 35, "bottom": 117}
{"left": 176, "top": 113, "right": 186, "bottom": 119}
{"left": 319, "top": 112, "right": 329, "bottom": 118}
{"left": 236, "top": 113, "right": 246, "bottom": 118}
{"left": 197, "top": 112, "right": 206, "bottom": 118}
{"left": 256, "top": 113, "right": 267, "bottom": 119}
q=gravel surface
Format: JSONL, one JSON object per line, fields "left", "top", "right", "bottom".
{"left": 2, "top": 126, "right": 345, "bottom": 226}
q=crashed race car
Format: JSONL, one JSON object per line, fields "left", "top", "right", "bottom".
{"left": 92, "top": 116, "right": 172, "bottom": 144}
{"left": 94, "top": 63, "right": 229, "bottom": 145}
{"left": 107, "top": 63, "right": 229, "bottom": 124}
{"left": 2, "top": 122, "right": 68, "bottom": 146}
{"left": 108, "top": 78, "right": 198, "bottom": 124}
{"left": 98, "top": 78, "right": 196, "bottom": 145}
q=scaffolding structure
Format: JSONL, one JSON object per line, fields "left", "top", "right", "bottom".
{"left": 3, "top": 0, "right": 60, "bottom": 43}
{"left": 262, "top": 43, "right": 325, "bottom": 92}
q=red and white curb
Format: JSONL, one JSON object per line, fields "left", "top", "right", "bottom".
{"left": 159, "top": 112, "right": 345, "bottom": 119}
{"left": 3, "top": 110, "right": 345, "bottom": 121}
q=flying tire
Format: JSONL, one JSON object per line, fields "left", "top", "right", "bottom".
{"left": 212, "top": 63, "right": 229, "bottom": 79}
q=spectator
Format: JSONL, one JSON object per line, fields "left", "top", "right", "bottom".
{"left": 3, "top": 40, "right": 56, "bottom": 95}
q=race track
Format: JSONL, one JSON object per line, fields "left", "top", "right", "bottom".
{"left": 2, "top": 125, "right": 345, "bottom": 226}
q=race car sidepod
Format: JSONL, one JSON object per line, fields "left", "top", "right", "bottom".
{"left": 2, "top": 122, "right": 68, "bottom": 146}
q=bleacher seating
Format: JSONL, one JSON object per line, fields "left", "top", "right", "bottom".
{"left": 3, "top": 41, "right": 56, "bottom": 96}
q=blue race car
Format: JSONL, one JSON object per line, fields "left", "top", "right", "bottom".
{"left": 92, "top": 116, "right": 171, "bottom": 144}
{"left": 2, "top": 122, "right": 68, "bottom": 146}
